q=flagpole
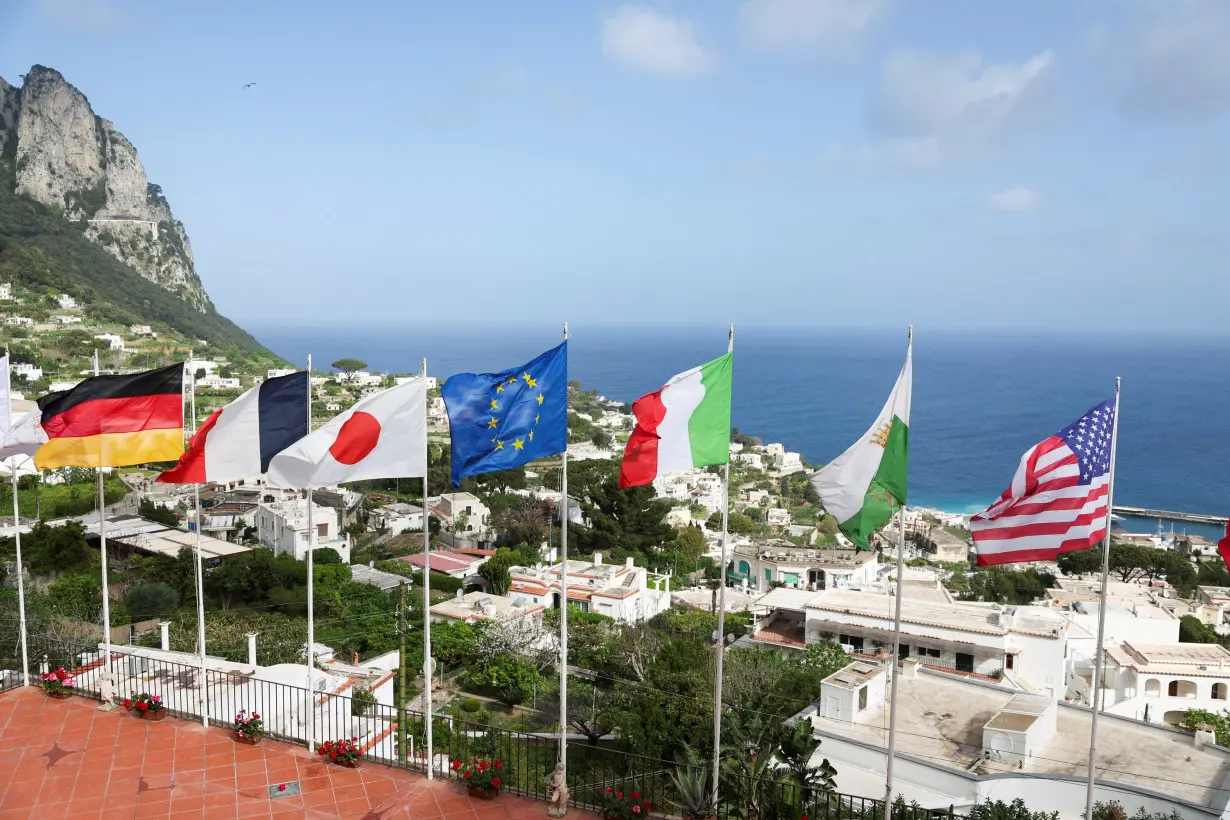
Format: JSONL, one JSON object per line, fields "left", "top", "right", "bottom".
{"left": 188, "top": 354, "right": 209, "bottom": 726}
{"left": 92, "top": 350, "right": 114, "bottom": 678}
{"left": 711, "top": 323, "right": 734, "bottom": 807}
{"left": 1085, "top": 377, "right": 1122, "bottom": 820}
{"left": 305, "top": 354, "right": 316, "bottom": 753}
{"left": 559, "top": 322, "right": 570, "bottom": 781}
{"left": 422, "top": 356, "right": 434, "bottom": 779}
{"left": 883, "top": 325, "right": 912, "bottom": 820}
{"left": 4, "top": 350, "right": 30, "bottom": 687}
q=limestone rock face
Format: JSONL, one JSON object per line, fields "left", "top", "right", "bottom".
{"left": 0, "top": 65, "right": 211, "bottom": 311}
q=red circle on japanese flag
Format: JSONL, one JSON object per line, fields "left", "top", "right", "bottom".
{"left": 329, "top": 412, "right": 381, "bottom": 465}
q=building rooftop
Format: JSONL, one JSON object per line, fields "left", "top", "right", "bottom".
{"left": 672, "top": 587, "right": 758, "bottom": 613}
{"left": 1199, "top": 586, "right": 1230, "bottom": 606}
{"left": 396, "top": 550, "right": 478, "bottom": 574}
{"left": 752, "top": 587, "right": 824, "bottom": 612}
{"left": 350, "top": 563, "right": 411, "bottom": 592}
{"left": 809, "top": 670, "right": 1230, "bottom": 807}
{"left": 734, "top": 542, "right": 876, "bottom": 568}
{"left": 430, "top": 591, "right": 544, "bottom": 623}
{"left": 805, "top": 589, "right": 1066, "bottom": 639}
{"left": 1105, "top": 641, "right": 1230, "bottom": 677}
{"left": 75, "top": 516, "right": 255, "bottom": 561}
{"left": 823, "top": 661, "right": 885, "bottom": 689}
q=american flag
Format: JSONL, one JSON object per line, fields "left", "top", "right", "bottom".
{"left": 970, "top": 398, "right": 1117, "bottom": 566}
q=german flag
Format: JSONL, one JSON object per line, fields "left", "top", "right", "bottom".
{"left": 34, "top": 363, "right": 186, "bottom": 469}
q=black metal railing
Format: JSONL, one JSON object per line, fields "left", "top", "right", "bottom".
{"left": 8, "top": 638, "right": 966, "bottom": 820}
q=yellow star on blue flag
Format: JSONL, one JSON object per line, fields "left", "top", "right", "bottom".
{"left": 441, "top": 342, "right": 568, "bottom": 485}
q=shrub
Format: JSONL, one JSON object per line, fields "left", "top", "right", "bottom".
{"left": 123, "top": 582, "right": 179, "bottom": 620}
{"left": 351, "top": 686, "right": 376, "bottom": 717}
{"left": 458, "top": 697, "right": 482, "bottom": 713}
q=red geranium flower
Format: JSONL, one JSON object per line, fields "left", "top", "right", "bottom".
{"left": 253, "top": 713, "right": 260, "bottom": 719}
{"left": 330, "top": 752, "right": 338, "bottom": 759}
{"left": 491, "top": 778, "right": 501, "bottom": 788}
{"left": 122, "top": 699, "right": 132, "bottom": 708}
{"left": 645, "top": 804, "right": 652, "bottom": 812}
{"left": 453, "top": 760, "right": 462, "bottom": 770}
{"left": 617, "top": 792, "right": 623, "bottom": 800}
{"left": 606, "top": 788, "right": 613, "bottom": 794}
{"left": 464, "top": 771, "right": 473, "bottom": 780}
{"left": 135, "top": 702, "right": 148, "bottom": 712}
{"left": 494, "top": 761, "right": 502, "bottom": 770}
{"left": 633, "top": 807, "right": 641, "bottom": 815}
{"left": 632, "top": 792, "right": 640, "bottom": 799}
{"left": 318, "top": 747, "right": 327, "bottom": 756}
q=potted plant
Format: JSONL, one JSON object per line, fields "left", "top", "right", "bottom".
{"left": 318, "top": 737, "right": 362, "bottom": 768}
{"left": 600, "top": 787, "right": 652, "bottom": 820}
{"left": 233, "top": 709, "right": 264, "bottom": 745}
{"left": 453, "top": 759, "right": 504, "bottom": 799}
{"left": 40, "top": 667, "right": 76, "bottom": 700}
{"left": 123, "top": 691, "right": 167, "bottom": 721}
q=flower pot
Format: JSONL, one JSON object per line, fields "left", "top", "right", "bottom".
{"left": 234, "top": 733, "right": 261, "bottom": 745}
{"left": 46, "top": 691, "right": 72, "bottom": 700}
{"left": 468, "top": 786, "right": 498, "bottom": 800}
{"left": 334, "top": 758, "right": 361, "bottom": 769}
{"left": 143, "top": 709, "right": 168, "bottom": 722}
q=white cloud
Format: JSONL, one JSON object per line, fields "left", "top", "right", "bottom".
{"left": 39, "top": 0, "right": 121, "bottom": 33}
{"left": 602, "top": 5, "right": 715, "bottom": 79}
{"left": 871, "top": 50, "right": 1054, "bottom": 141}
{"left": 1119, "top": 0, "right": 1230, "bottom": 122}
{"left": 988, "top": 187, "right": 1042, "bottom": 213}
{"left": 739, "top": 0, "right": 889, "bottom": 54}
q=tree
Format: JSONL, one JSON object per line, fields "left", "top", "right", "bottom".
{"left": 777, "top": 719, "right": 837, "bottom": 797}
{"left": 726, "top": 512, "right": 757, "bottom": 536}
{"left": 592, "top": 430, "right": 612, "bottom": 450}
{"left": 479, "top": 553, "right": 513, "bottom": 596}
{"left": 576, "top": 479, "right": 677, "bottom": 559}
{"left": 465, "top": 654, "right": 541, "bottom": 708}
{"left": 312, "top": 547, "right": 343, "bottom": 565}
{"left": 677, "top": 526, "right": 707, "bottom": 564}
{"left": 331, "top": 358, "right": 367, "bottom": 377}
{"left": 1179, "top": 615, "right": 1221, "bottom": 644}
{"left": 492, "top": 499, "right": 551, "bottom": 548}
{"left": 561, "top": 678, "right": 618, "bottom": 745}
{"left": 124, "top": 582, "right": 179, "bottom": 620}
{"left": 139, "top": 498, "right": 180, "bottom": 528}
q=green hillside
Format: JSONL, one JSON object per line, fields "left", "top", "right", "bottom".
{"left": 0, "top": 158, "right": 270, "bottom": 357}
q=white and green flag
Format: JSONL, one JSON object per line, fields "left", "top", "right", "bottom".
{"left": 809, "top": 337, "right": 911, "bottom": 549}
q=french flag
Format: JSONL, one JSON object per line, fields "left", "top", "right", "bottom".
{"left": 158, "top": 371, "right": 309, "bottom": 484}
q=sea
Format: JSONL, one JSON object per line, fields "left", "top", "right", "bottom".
{"left": 250, "top": 324, "right": 1230, "bottom": 541}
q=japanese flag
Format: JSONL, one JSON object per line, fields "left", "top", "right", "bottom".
{"left": 266, "top": 378, "right": 427, "bottom": 488}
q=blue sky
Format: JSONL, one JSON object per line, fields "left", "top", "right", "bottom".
{"left": 3, "top": 0, "right": 1229, "bottom": 333}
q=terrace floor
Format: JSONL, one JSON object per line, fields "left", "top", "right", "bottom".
{"left": 0, "top": 687, "right": 582, "bottom": 820}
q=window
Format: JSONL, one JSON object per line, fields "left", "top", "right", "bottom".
{"left": 1169, "top": 680, "right": 1197, "bottom": 699}
{"left": 858, "top": 685, "right": 868, "bottom": 711}
{"left": 1145, "top": 679, "right": 1161, "bottom": 697}
{"left": 317, "top": 523, "right": 328, "bottom": 538}
{"left": 738, "top": 561, "right": 750, "bottom": 576}
{"left": 955, "top": 653, "right": 974, "bottom": 673}
{"left": 916, "top": 646, "right": 941, "bottom": 659}
{"left": 765, "top": 569, "right": 772, "bottom": 582}
{"left": 1005, "top": 654, "right": 1015, "bottom": 670}
{"left": 838, "top": 634, "right": 864, "bottom": 652}
{"left": 1214, "top": 683, "right": 1228, "bottom": 701}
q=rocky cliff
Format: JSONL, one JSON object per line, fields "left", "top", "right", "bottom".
{"left": 0, "top": 66, "right": 210, "bottom": 311}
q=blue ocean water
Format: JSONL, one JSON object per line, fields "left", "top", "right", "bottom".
{"left": 251, "top": 325, "right": 1230, "bottom": 540}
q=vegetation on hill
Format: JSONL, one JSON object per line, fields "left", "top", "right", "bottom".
{"left": 0, "top": 157, "right": 271, "bottom": 356}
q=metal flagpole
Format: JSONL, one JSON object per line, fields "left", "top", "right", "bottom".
{"left": 883, "top": 325, "right": 912, "bottom": 820}
{"left": 4, "top": 349, "right": 30, "bottom": 687}
{"left": 188, "top": 354, "right": 209, "bottom": 726}
{"left": 93, "top": 350, "right": 114, "bottom": 677}
{"left": 559, "top": 322, "right": 570, "bottom": 779}
{"left": 1085, "top": 377, "right": 1122, "bottom": 820}
{"left": 305, "top": 355, "right": 316, "bottom": 752}
{"left": 422, "top": 356, "right": 434, "bottom": 779}
{"left": 10, "top": 462, "right": 29, "bottom": 686}
{"left": 711, "top": 323, "right": 734, "bottom": 807}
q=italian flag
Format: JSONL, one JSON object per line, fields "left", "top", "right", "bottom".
{"left": 620, "top": 353, "right": 732, "bottom": 487}
{"left": 809, "top": 340, "right": 911, "bottom": 549}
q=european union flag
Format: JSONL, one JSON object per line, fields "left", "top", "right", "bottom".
{"left": 442, "top": 342, "right": 568, "bottom": 485}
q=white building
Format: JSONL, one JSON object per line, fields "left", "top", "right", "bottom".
{"left": 430, "top": 492, "right": 490, "bottom": 534}
{"left": 803, "top": 665, "right": 1230, "bottom": 820}
{"left": 93, "top": 333, "right": 125, "bottom": 351}
{"left": 396, "top": 375, "right": 438, "bottom": 389}
{"left": 340, "top": 371, "right": 384, "bottom": 387}
{"left": 325, "top": 402, "right": 341, "bottom": 412}
{"left": 817, "top": 661, "right": 888, "bottom": 724}
{"left": 0, "top": 283, "right": 11, "bottom": 300}
{"left": 766, "top": 508, "right": 792, "bottom": 527}
{"left": 1099, "top": 642, "right": 1230, "bottom": 727}
{"left": 801, "top": 590, "right": 1068, "bottom": 695}
{"left": 255, "top": 497, "right": 349, "bottom": 563}
{"left": 11, "top": 362, "right": 41, "bottom": 381}
{"left": 198, "top": 374, "right": 240, "bottom": 390}
{"left": 55, "top": 294, "right": 77, "bottom": 310}
{"left": 130, "top": 324, "right": 154, "bottom": 336}
{"left": 730, "top": 542, "right": 879, "bottom": 592}
{"left": 267, "top": 368, "right": 296, "bottom": 379}
{"left": 54, "top": 315, "right": 82, "bottom": 324}
{"left": 508, "top": 553, "right": 671, "bottom": 622}
{"left": 430, "top": 590, "right": 546, "bottom": 626}
{"left": 369, "top": 502, "right": 424, "bottom": 535}
{"left": 735, "top": 452, "right": 764, "bottom": 470}
{"left": 775, "top": 451, "right": 804, "bottom": 472}
{"left": 187, "top": 359, "right": 219, "bottom": 375}
{"left": 5, "top": 316, "right": 33, "bottom": 327}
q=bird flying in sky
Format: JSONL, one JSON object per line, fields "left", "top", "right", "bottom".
{"left": 243, "top": 82, "right": 256, "bottom": 89}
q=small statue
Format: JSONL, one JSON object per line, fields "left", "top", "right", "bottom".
{"left": 97, "top": 671, "right": 118, "bottom": 711}
{"left": 546, "top": 762, "right": 569, "bottom": 818}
